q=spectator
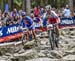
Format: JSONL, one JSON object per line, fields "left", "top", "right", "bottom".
{"left": 34, "top": 6, "right": 40, "bottom": 17}
{"left": 62, "top": 5, "right": 71, "bottom": 18}
{"left": 11, "top": 8, "right": 19, "bottom": 21}
{"left": 13, "top": 16, "right": 20, "bottom": 24}
{"left": 40, "top": 7, "right": 45, "bottom": 16}
{"left": 56, "top": 9, "right": 62, "bottom": 18}
{"left": 6, "top": 18, "right": 12, "bottom": 26}
{"left": 3, "top": 12, "right": 9, "bottom": 23}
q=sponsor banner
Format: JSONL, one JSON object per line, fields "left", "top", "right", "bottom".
{"left": 0, "top": 32, "right": 23, "bottom": 43}
{"left": 59, "top": 18, "right": 75, "bottom": 28}
{"left": 0, "top": 24, "right": 22, "bottom": 38}
{"left": 0, "top": 18, "right": 75, "bottom": 43}
{"left": 0, "top": 24, "right": 22, "bottom": 43}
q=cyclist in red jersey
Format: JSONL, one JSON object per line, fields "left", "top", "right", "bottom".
{"left": 46, "top": 5, "right": 60, "bottom": 36}
{"left": 45, "top": 5, "right": 60, "bottom": 49}
{"left": 46, "top": 5, "right": 60, "bottom": 24}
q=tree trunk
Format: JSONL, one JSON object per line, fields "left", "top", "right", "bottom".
{"left": 0, "top": 0, "right": 3, "bottom": 10}
{"left": 57, "top": 0, "right": 60, "bottom": 8}
{"left": 73, "top": 0, "right": 75, "bottom": 9}
{"left": 68, "top": 0, "right": 73, "bottom": 11}
{"left": 8, "top": 0, "right": 14, "bottom": 11}
{"left": 26, "top": 0, "right": 31, "bottom": 15}
{"left": 8, "top": 0, "right": 11, "bottom": 11}
{"left": 46, "top": 0, "right": 48, "bottom": 5}
{"left": 22, "top": 0, "right": 25, "bottom": 11}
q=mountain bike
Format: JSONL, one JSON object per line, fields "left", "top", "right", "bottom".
{"left": 20, "top": 27, "right": 39, "bottom": 47}
{"left": 47, "top": 23, "right": 59, "bottom": 50}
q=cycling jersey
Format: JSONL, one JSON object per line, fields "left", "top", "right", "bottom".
{"left": 20, "top": 16, "right": 33, "bottom": 30}
{"left": 48, "top": 18, "right": 58, "bottom": 24}
{"left": 33, "top": 17, "right": 43, "bottom": 29}
{"left": 25, "top": 16, "right": 33, "bottom": 27}
{"left": 47, "top": 10, "right": 60, "bottom": 24}
{"left": 34, "top": 17, "right": 41, "bottom": 23}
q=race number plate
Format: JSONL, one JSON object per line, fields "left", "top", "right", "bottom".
{"left": 47, "top": 24, "right": 53, "bottom": 30}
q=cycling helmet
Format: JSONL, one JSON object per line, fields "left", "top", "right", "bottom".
{"left": 46, "top": 5, "right": 52, "bottom": 11}
{"left": 34, "top": 17, "right": 40, "bottom": 23}
{"left": 21, "top": 12, "right": 26, "bottom": 16}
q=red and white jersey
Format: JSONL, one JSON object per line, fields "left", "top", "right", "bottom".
{"left": 47, "top": 10, "right": 60, "bottom": 24}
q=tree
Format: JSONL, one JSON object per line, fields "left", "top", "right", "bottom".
{"left": 0, "top": 0, "right": 3, "bottom": 9}
{"left": 22, "top": 0, "right": 25, "bottom": 11}
{"left": 68, "top": 0, "right": 73, "bottom": 11}
{"left": 14, "top": 0, "right": 22, "bottom": 7}
{"left": 57, "top": 0, "right": 60, "bottom": 8}
{"left": 26, "top": 0, "right": 31, "bottom": 15}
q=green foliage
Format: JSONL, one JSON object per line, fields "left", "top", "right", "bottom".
{"left": 31, "top": 1, "right": 37, "bottom": 7}
{"left": 13, "top": 0, "right": 22, "bottom": 7}
{"left": 41, "top": 0, "right": 45, "bottom": 6}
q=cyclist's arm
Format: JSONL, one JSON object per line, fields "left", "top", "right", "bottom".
{"left": 51, "top": 11, "right": 59, "bottom": 18}
{"left": 51, "top": 11, "right": 60, "bottom": 23}
{"left": 19, "top": 19, "right": 27, "bottom": 31}
{"left": 43, "top": 13, "right": 48, "bottom": 19}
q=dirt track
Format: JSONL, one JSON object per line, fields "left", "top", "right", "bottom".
{"left": 0, "top": 29, "right": 75, "bottom": 61}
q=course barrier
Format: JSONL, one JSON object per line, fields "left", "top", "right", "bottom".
{"left": 0, "top": 18, "right": 75, "bottom": 43}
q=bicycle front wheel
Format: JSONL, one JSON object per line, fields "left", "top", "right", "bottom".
{"left": 53, "top": 28, "right": 59, "bottom": 48}
{"left": 48, "top": 30, "right": 54, "bottom": 50}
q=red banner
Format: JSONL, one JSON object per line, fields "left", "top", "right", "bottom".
{"left": 0, "top": 32, "right": 23, "bottom": 43}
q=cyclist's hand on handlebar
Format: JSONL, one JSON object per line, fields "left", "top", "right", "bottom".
{"left": 21, "top": 27, "right": 27, "bottom": 31}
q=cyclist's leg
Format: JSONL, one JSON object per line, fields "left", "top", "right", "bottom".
{"left": 23, "top": 26, "right": 29, "bottom": 41}
{"left": 32, "top": 25, "right": 36, "bottom": 39}
{"left": 28, "top": 26, "right": 36, "bottom": 41}
{"left": 55, "top": 18, "right": 60, "bottom": 37}
{"left": 28, "top": 30, "right": 32, "bottom": 41}
{"left": 55, "top": 25, "right": 60, "bottom": 37}
{"left": 26, "top": 31, "right": 29, "bottom": 41}
{"left": 23, "top": 31, "right": 29, "bottom": 41}
{"left": 54, "top": 24, "right": 59, "bottom": 48}
{"left": 32, "top": 29, "right": 36, "bottom": 39}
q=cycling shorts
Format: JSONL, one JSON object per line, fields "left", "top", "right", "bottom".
{"left": 25, "top": 23, "right": 36, "bottom": 31}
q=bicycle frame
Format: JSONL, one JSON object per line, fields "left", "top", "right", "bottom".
{"left": 47, "top": 23, "right": 59, "bottom": 50}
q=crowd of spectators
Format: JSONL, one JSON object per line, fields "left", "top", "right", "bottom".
{"left": 0, "top": 4, "right": 75, "bottom": 28}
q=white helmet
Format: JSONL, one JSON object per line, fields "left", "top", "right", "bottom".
{"left": 46, "top": 5, "right": 52, "bottom": 10}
